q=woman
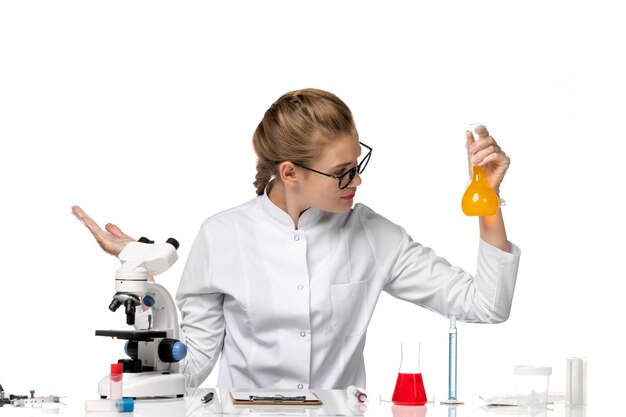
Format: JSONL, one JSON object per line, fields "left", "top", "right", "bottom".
{"left": 73, "top": 88, "right": 520, "bottom": 390}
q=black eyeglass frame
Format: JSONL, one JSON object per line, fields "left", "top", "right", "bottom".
{"left": 275, "top": 142, "right": 373, "bottom": 190}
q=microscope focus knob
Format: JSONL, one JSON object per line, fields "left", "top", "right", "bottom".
{"left": 143, "top": 295, "right": 156, "bottom": 308}
{"left": 158, "top": 338, "right": 187, "bottom": 362}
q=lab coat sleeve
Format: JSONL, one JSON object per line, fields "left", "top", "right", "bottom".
{"left": 383, "top": 232, "right": 521, "bottom": 323}
{"left": 175, "top": 223, "right": 226, "bottom": 388}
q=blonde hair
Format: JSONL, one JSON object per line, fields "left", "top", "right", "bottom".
{"left": 252, "top": 88, "right": 356, "bottom": 195}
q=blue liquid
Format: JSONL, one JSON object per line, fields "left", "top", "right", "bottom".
{"left": 448, "top": 332, "right": 457, "bottom": 400}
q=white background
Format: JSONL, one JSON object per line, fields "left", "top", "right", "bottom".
{"left": 1, "top": 0, "right": 624, "bottom": 415}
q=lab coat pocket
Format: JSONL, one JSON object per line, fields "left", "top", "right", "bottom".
{"left": 329, "top": 279, "right": 370, "bottom": 338}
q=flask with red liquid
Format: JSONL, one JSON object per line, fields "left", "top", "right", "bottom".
{"left": 392, "top": 341, "right": 427, "bottom": 406}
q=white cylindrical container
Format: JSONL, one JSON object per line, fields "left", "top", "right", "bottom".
{"left": 85, "top": 398, "right": 134, "bottom": 413}
{"left": 566, "top": 357, "right": 587, "bottom": 406}
{"left": 514, "top": 365, "right": 552, "bottom": 407}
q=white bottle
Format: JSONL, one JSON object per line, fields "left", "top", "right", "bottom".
{"left": 566, "top": 357, "right": 587, "bottom": 406}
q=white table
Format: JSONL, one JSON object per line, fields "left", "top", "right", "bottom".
{"left": 1, "top": 388, "right": 587, "bottom": 417}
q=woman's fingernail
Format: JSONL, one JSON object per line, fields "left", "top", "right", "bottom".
{"left": 472, "top": 156, "right": 481, "bottom": 164}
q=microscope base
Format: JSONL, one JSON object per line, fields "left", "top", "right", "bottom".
{"left": 98, "top": 372, "right": 185, "bottom": 399}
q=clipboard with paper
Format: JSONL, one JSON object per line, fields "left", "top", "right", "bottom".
{"left": 230, "top": 389, "right": 323, "bottom": 406}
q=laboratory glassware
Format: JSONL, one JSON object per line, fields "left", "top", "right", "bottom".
{"left": 462, "top": 124, "right": 499, "bottom": 216}
{"left": 514, "top": 365, "right": 552, "bottom": 407}
{"left": 462, "top": 165, "right": 499, "bottom": 216}
{"left": 441, "top": 316, "right": 463, "bottom": 405}
{"left": 392, "top": 341, "right": 427, "bottom": 406}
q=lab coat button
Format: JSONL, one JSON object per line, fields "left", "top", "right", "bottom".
{"left": 297, "top": 384, "right": 304, "bottom": 389}
{"left": 294, "top": 235, "right": 300, "bottom": 241}
{"left": 300, "top": 330, "right": 306, "bottom": 337}
{"left": 297, "top": 285, "right": 304, "bottom": 290}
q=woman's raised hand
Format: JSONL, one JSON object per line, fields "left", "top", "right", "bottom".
{"left": 71, "top": 205, "right": 135, "bottom": 257}
{"left": 465, "top": 124, "right": 510, "bottom": 194}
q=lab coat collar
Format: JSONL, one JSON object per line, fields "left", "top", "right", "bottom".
{"left": 261, "top": 184, "right": 325, "bottom": 230}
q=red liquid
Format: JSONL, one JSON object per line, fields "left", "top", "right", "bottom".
{"left": 392, "top": 373, "right": 427, "bottom": 405}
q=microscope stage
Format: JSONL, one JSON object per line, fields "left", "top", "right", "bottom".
{"left": 95, "top": 330, "right": 167, "bottom": 341}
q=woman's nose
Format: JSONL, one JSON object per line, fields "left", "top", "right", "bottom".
{"left": 349, "top": 171, "right": 362, "bottom": 188}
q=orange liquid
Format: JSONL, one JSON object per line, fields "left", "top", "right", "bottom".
{"left": 462, "top": 165, "right": 499, "bottom": 216}
{"left": 392, "top": 372, "right": 427, "bottom": 406}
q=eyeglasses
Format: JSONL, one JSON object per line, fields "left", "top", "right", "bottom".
{"left": 276, "top": 142, "right": 372, "bottom": 190}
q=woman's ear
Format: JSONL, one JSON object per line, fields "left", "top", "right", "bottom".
{"left": 277, "top": 161, "right": 300, "bottom": 189}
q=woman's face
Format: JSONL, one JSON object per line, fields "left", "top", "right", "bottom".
{"left": 298, "top": 132, "right": 363, "bottom": 213}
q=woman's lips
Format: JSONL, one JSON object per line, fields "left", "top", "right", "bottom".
{"left": 341, "top": 192, "right": 356, "bottom": 200}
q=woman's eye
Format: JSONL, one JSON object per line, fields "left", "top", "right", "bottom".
{"left": 337, "top": 162, "right": 357, "bottom": 176}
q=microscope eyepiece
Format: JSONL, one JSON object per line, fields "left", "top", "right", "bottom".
{"left": 138, "top": 236, "right": 177, "bottom": 249}
{"left": 166, "top": 238, "right": 180, "bottom": 250}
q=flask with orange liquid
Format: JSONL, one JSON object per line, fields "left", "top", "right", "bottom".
{"left": 462, "top": 124, "right": 500, "bottom": 216}
{"left": 461, "top": 164, "right": 499, "bottom": 216}
{"left": 391, "top": 341, "right": 427, "bottom": 406}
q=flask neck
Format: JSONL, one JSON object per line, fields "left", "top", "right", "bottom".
{"left": 472, "top": 165, "right": 486, "bottom": 182}
{"left": 471, "top": 165, "right": 498, "bottom": 195}
{"left": 399, "top": 342, "right": 422, "bottom": 373}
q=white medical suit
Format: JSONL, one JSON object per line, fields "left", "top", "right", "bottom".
{"left": 175, "top": 190, "right": 521, "bottom": 389}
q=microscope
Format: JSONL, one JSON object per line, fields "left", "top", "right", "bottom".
{"left": 96, "top": 237, "right": 186, "bottom": 399}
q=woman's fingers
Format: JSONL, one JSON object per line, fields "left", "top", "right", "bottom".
{"left": 105, "top": 223, "right": 131, "bottom": 240}
{"left": 72, "top": 206, "right": 134, "bottom": 256}
{"left": 72, "top": 205, "right": 107, "bottom": 240}
{"left": 471, "top": 143, "right": 501, "bottom": 164}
